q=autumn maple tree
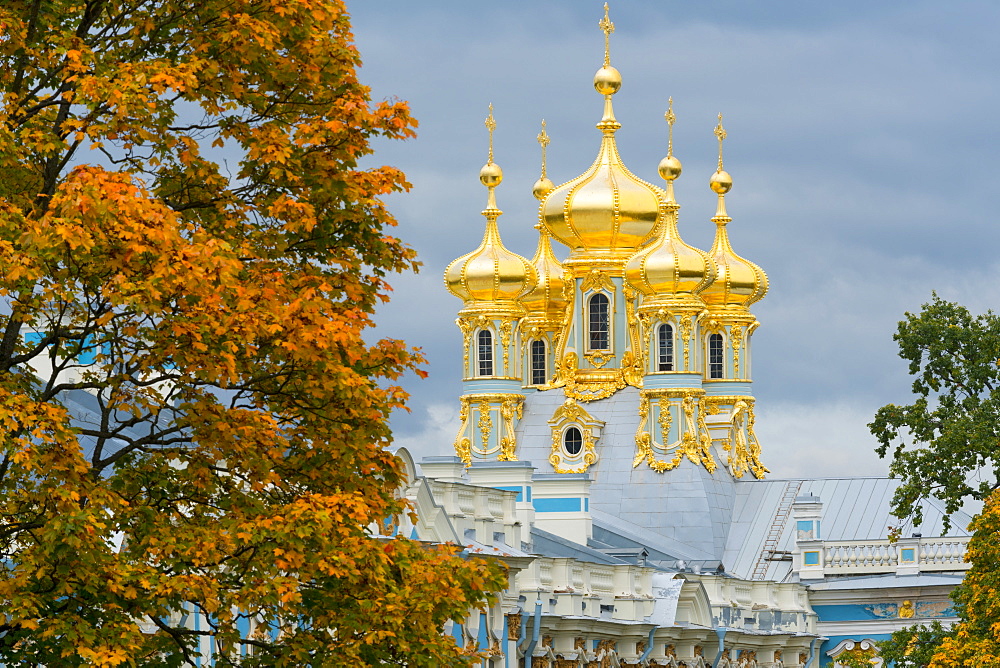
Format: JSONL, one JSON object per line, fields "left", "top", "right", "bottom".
{"left": 0, "top": 0, "right": 505, "bottom": 665}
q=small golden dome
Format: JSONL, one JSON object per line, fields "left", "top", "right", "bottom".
{"left": 701, "top": 173, "right": 768, "bottom": 309}
{"left": 444, "top": 206, "right": 536, "bottom": 304}
{"left": 702, "top": 223, "right": 768, "bottom": 309}
{"left": 624, "top": 210, "right": 716, "bottom": 297}
{"left": 446, "top": 106, "right": 535, "bottom": 305}
{"left": 522, "top": 224, "right": 567, "bottom": 317}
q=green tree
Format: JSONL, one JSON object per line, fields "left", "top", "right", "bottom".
{"left": 869, "top": 295, "right": 1000, "bottom": 530}
{"left": 0, "top": 0, "right": 505, "bottom": 665}
{"left": 878, "top": 621, "right": 952, "bottom": 668}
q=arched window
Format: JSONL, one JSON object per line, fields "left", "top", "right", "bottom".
{"left": 657, "top": 323, "right": 674, "bottom": 372}
{"left": 708, "top": 333, "right": 724, "bottom": 379}
{"left": 588, "top": 293, "right": 610, "bottom": 350}
{"left": 530, "top": 339, "right": 547, "bottom": 385}
{"left": 477, "top": 329, "right": 493, "bottom": 376}
{"left": 564, "top": 427, "right": 583, "bottom": 455}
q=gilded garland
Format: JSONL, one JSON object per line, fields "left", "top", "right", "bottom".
{"left": 633, "top": 390, "right": 717, "bottom": 473}
{"left": 453, "top": 394, "right": 525, "bottom": 465}
{"left": 703, "top": 395, "right": 768, "bottom": 479}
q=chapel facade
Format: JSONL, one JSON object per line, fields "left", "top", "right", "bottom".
{"left": 426, "top": 6, "right": 971, "bottom": 667}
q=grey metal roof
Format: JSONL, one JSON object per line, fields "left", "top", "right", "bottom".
{"left": 723, "top": 477, "right": 973, "bottom": 581}
{"left": 807, "top": 573, "right": 965, "bottom": 591}
{"left": 517, "top": 387, "right": 738, "bottom": 561}
{"left": 529, "top": 527, "right": 628, "bottom": 565}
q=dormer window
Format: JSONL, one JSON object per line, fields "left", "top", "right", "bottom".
{"left": 477, "top": 329, "right": 494, "bottom": 376}
{"left": 588, "top": 293, "right": 610, "bottom": 350}
{"left": 657, "top": 323, "right": 674, "bottom": 371}
{"left": 708, "top": 333, "right": 724, "bottom": 379}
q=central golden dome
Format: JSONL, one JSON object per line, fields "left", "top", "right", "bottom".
{"left": 542, "top": 67, "right": 662, "bottom": 259}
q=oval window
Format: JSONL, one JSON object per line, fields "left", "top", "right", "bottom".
{"left": 564, "top": 427, "right": 583, "bottom": 455}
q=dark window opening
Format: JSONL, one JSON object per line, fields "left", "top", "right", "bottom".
{"left": 588, "top": 293, "right": 610, "bottom": 350}
{"left": 709, "top": 333, "right": 724, "bottom": 379}
{"left": 564, "top": 427, "right": 583, "bottom": 455}
{"left": 478, "top": 329, "right": 493, "bottom": 376}
{"left": 530, "top": 339, "right": 546, "bottom": 385}
{"left": 657, "top": 324, "right": 674, "bottom": 371}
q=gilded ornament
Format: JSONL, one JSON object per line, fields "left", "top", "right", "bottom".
{"left": 620, "top": 350, "right": 644, "bottom": 388}
{"left": 725, "top": 398, "right": 767, "bottom": 479}
{"left": 581, "top": 269, "right": 615, "bottom": 294}
{"left": 584, "top": 351, "right": 612, "bottom": 369}
{"left": 696, "top": 397, "right": 718, "bottom": 472}
{"left": 549, "top": 398, "right": 603, "bottom": 473}
{"left": 554, "top": 351, "right": 578, "bottom": 387}
{"left": 498, "top": 397, "right": 523, "bottom": 461}
{"left": 456, "top": 437, "right": 471, "bottom": 465}
{"left": 478, "top": 400, "right": 494, "bottom": 454}
{"left": 506, "top": 613, "right": 522, "bottom": 641}
{"left": 730, "top": 324, "right": 744, "bottom": 377}
{"left": 500, "top": 319, "right": 513, "bottom": 374}
{"left": 657, "top": 397, "right": 672, "bottom": 447}
{"left": 899, "top": 600, "right": 915, "bottom": 618}
{"left": 679, "top": 315, "right": 693, "bottom": 370}
{"left": 633, "top": 390, "right": 716, "bottom": 474}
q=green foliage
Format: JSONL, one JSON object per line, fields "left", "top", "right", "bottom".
{"left": 878, "top": 622, "right": 952, "bottom": 668}
{"left": 869, "top": 295, "right": 1000, "bottom": 530}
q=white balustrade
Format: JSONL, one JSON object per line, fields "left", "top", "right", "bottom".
{"left": 816, "top": 537, "right": 970, "bottom": 575}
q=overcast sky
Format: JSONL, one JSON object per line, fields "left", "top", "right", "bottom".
{"left": 347, "top": 1, "right": 1000, "bottom": 479}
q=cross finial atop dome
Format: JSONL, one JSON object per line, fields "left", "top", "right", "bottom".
{"left": 479, "top": 104, "right": 503, "bottom": 210}
{"left": 485, "top": 103, "right": 497, "bottom": 164}
{"left": 714, "top": 112, "right": 727, "bottom": 171}
{"left": 599, "top": 3, "right": 614, "bottom": 67}
{"left": 665, "top": 97, "right": 677, "bottom": 158}
{"left": 533, "top": 119, "right": 555, "bottom": 200}
{"left": 710, "top": 113, "right": 732, "bottom": 204}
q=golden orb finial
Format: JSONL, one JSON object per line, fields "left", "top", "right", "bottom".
{"left": 532, "top": 119, "right": 555, "bottom": 200}
{"left": 479, "top": 103, "right": 503, "bottom": 192}
{"left": 594, "top": 3, "right": 621, "bottom": 98}
{"left": 658, "top": 98, "right": 682, "bottom": 184}
{"left": 710, "top": 113, "right": 732, "bottom": 196}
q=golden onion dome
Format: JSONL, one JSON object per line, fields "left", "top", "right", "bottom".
{"left": 624, "top": 206, "right": 715, "bottom": 297}
{"left": 522, "top": 224, "right": 567, "bottom": 317}
{"left": 700, "top": 114, "right": 767, "bottom": 309}
{"left": 701, "top": 171, "right": 768, "bottom": 309}
{"left": 541, "top": 55, "right": 661, "bottom": 258}
{"left": 624, "top": 99, "right": 715, "bottom": 297}
{"left": 445, "top": 106, "right": 536, "bottom": 305}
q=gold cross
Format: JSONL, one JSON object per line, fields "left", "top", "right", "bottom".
{"left": 599, "top": 3, "right": 614, "bottom": 67}
{"left": 714, "top": 112, "right": 726, "bottom": 170}
{"left": 664, "top": 97, "right": 676, "bottom": 158}
{"left": 536, "top": 119, "right": 550, "bottom": 178}
{"left": 485, "top": 103, "right": 496, "bottom": 164}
